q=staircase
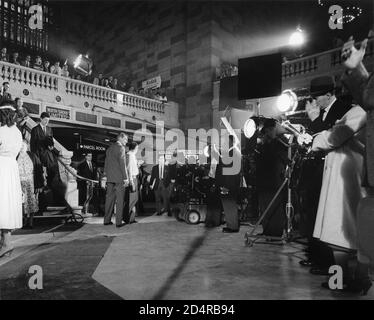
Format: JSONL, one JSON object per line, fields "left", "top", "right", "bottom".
{"left": 24, "top": 117, "right": 99, "bottom": 223}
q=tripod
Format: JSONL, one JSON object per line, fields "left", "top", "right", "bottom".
{"left": 244, "top": 136, "right": 300, "bottom": 247}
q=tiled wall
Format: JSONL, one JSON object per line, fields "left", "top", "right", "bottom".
{"left": 56, "top": 2, "right": 244, "bottom": 130}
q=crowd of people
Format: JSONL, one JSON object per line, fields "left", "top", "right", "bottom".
{"left": 1, "top": 46, "right": 168, "bottom": 102}
{"left": 1, "top": 47, "right": 71, "bottom": 78}
{"left": 0, "top": 34, "right": 372, "bottom": 296}
{"left": 0, "top": 94, "right": 72, "bottom": 258}
{"left": 217, "top": 62, "right": 238, "bottom": 80}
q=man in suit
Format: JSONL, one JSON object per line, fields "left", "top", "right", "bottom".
{"left": 103, "top": 132, "right": 129, "bottom": 227}
{"left": 341, "top": 36, "right": 374, "bottom": 188}
{"left": 0, "top": 47, "right": 8, "bottom": 62}
{"left": 299, "top": 76, "right": 352, "bottom": 274}
{"left": 0, "top": 82, "right": 12, "bottom": 103}
{"left": 21, "top": 55, "right": 32, "bottom": 68}
{"left": 30, "top": 112, "right": 55, "bottom": 166}
{"left": 340, "top": 35, "right": 374, "bottom": 291}
{"left": 78, "top": 153, "right": 97, "bottom": 207}
{"left": 150, "top": 155, "right": 176, "bottom": 216}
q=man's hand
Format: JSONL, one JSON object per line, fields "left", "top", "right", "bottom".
{"left": 342, "top": 35, "right": 368, "bottom": 70}
{"left": 123, "top": 179, "right": 129, "bottom": 188}
{"left": 305, "top": 99, "right": 320, "bottom": 121}
{"left": 297, "top": 133, "right": 313, "bottom": 146}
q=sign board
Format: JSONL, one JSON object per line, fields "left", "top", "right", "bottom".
{"left": 142, "top": 76, "right": 161, "bottom": 90}
{"left": 46, "top": 106, "right": 71, "bottom": 120}
{"left": 79, "top": 144, "right": 106, "bottom": 152}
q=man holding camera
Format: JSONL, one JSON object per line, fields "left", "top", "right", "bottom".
{"left": 299, "top": 76, "right": 351, "bottom": 274}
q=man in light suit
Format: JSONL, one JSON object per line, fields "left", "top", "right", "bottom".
{"left": 150, "top": 155, "right": 176, "bottom": 216}
{"left": 103, "top": 132, "right": 129, "bottom": 227}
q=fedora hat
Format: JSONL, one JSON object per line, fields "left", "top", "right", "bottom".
{"left": 310, "top": 76, "right": 335, "bottom": 97}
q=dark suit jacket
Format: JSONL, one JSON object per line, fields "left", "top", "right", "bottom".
{"left": 309, "top": 98, "right": 352, "bottom": 134}
{"left": 78, "top": 161, "right": 97, "bottom": 180}
{"left": 150, "top": 163, "right": 176, "bottom": 189}
{"left": 342, "top": 64, "right": 374, "bottom": 187}
{"left": 104, "top": 141, "right": 128, "bottom": 183}
{"left": 0, "top": 92, "right": 12, "bottom": 104}
{"left": 27, "top": 151, "right": 45, "bottom": 189}
{"left": 30, "top": 124, "right": 54, "bottom": 155}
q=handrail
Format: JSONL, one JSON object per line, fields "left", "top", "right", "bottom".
{"left": 24, "top": 117, "right": 99, "bottom": 185}
{"left": 56, "top": 157, "right": 99, "bottom": 184}
{"left": 282, "top": 37, "right": 374, "bottom": 66}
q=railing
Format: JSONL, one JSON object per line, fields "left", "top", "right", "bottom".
{"left": 0, "top": 60, "right": 165, "bottom": 114}
{"left": 282, "top": 37, "right": 374, "bottom": 79}
{"left": 1, "top": 62, "right": 59, "bottom": 90}
{"left": 24, "top": 116, "right": 99, "bottom": 217}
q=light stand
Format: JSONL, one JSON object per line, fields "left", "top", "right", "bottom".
{"left": 244, "top": 135, "right": 299, "bottom": 247}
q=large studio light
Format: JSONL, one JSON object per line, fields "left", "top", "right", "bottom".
{"left": 289, "top": 27, "right": 305, "bottom": 47}
{"left": 276, "top": 89, "right": 298, "bottom": 113}
{"left": 74, "top": 54, "right": 93, "bottom": 76}
{"left": 243, "top": 118, "right": 257, "bottom": 139}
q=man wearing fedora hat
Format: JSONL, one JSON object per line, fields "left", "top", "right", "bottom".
{"left": 308, "top": 76, "right": 351, "bottom": 133}
{"left": 299, "top": 75, "right": 352, "bottom": 274}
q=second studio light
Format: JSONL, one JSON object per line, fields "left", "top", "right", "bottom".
{"left": 289, "top": 27, "right": 305, "bottom": 47}
{"left": 276, "top": 89, "right": 298, "bottom": 113}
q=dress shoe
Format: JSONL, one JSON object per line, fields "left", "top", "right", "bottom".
{"left": 130, "top": 220, "right": 138, "bottom": 224}
{"left": 104, "top": 222, "right": 113, "bottom": 226}
{"left": 310, "top": 267, "right": 329, "bottom": 276}
{"left": 156, "top": 212, "right": 163, "bottom": 216}
{"left": 222, "top": 227, "right": 239, "bottom": 233}
{"left": 116, "top": 223, "right": 126, "bottom": 228}
{"left": 299, "top": 259, "right": 313, "bottom": 267}
{"left": 0, "top": 247, "right": 14, "bottom": 258}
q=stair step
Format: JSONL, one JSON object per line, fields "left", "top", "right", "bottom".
{"left": 46, "top": 207, "right": 67, "bottom": 211}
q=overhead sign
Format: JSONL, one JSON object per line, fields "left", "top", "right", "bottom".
{"left": 79, "top": 144, "right": 106, "bottom": 152}
{"left": 46, "top": 106, "right": 71, "bottom": 120}
{"left": 142, "top": 76, "right": 161, "bottom": 90}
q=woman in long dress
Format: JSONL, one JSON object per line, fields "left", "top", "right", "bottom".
{"left": 0, "top": 103, "right": 23, "bottom": 258}
{"left": 125, "top": 142, "right": 139, "bottom": 223}
{"left": 17, "top": 140, "right": 44, "bottom": 228}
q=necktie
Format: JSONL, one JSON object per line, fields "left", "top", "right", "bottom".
{"left": 160, "top": 164, "right": 164, "bottom": 179}
{"left": 320, "top": 108, "right": 326, "bottom": 121}
{"left": 88, "top": 161, "right": 92, "bottom": 171}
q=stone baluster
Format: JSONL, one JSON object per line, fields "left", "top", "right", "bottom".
{"left": 58, "top": 150, "right": 80, "bottom": 210}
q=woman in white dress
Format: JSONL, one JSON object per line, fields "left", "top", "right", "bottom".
{"left": 125, "top": 142, "right": 139, "bottom": 223}
{"left": 0, "top": 103, "right": 23, "bottom": 258}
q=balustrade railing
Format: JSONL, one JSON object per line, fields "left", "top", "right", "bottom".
{"left": 283, "top": 37, "right": 374, "bottom": 79}
{"left": 0, "top": 60, "right": 165, "bottom": 114}
{"left": 0, "top": 61, "right": 59, "bottom": 90}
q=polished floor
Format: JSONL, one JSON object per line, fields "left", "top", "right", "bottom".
{"left": 0, "top": 215, "right": 373, "bottom": 300}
